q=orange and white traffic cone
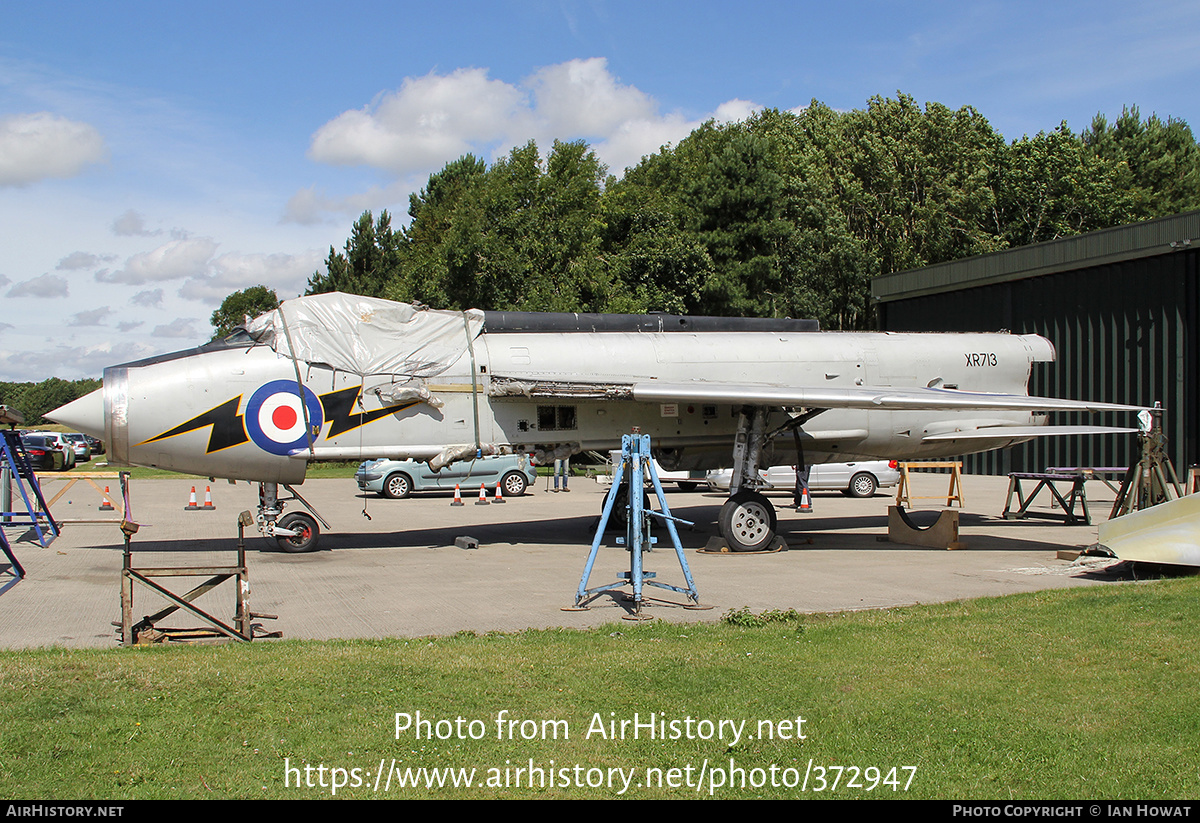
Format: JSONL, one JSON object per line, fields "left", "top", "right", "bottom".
{"left": 185, "top": 486, "right": 200, "bottom": 511}
{"left": 451, "top": 484, "right": 464, "bottom": 506}
{"left": 475, "top": 483, "right": 489, "bottom": 505}
{"left": 798, "top": 486, "right": 813, "bottom": 513}
{"left": 493, "top": 480, "right": 506, "bottom": 503}
{"left": 99, "top": 486, "right": 115, "bottom": 512}
{"left": 201, "top": 485, "right": 216, "bottom": 510}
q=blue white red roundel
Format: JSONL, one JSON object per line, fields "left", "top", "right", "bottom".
{"left": 245, "top": 380, "right": 323, "bottom": 456}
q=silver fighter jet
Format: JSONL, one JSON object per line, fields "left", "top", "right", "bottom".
{"left": 49, "top": 293, "right": 1142, "bottom": 551}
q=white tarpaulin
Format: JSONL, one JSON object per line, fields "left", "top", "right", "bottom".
{"left": 244, "top": 293, "right": 484, "bottom": 378}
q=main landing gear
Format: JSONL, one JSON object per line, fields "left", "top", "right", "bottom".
{"left": 257, "top": 482, "right": 331, "bottom": 552}
{"left": 717, "top": 406, "right": 778, "bottom": 552}
{"left": 716, "top": 405, "right": 817, "bottom": 552}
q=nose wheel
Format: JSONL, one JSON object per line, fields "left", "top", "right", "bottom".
{"left": 257, "top": 482, "right": 330, "bottom": 553}
{"left": 276, "top": 512, "right": 319, "bottom": 552}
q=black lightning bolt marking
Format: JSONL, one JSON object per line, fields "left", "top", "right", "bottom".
{"left": 139, "top": 396, "right": 248, "bottom": 453}
{"left": 320, "top": 386, "right": 419, "bottom": 439}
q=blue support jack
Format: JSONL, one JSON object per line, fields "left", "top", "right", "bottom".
{"left": 0, "top": 527, "right": 23, "bottom": 581}
{"left": 568, "top": 433, "right": 709, "bottom": 619}
{"left": 1, "top": 429, "right": 59, "bottom": 549}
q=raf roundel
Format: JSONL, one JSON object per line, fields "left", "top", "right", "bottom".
{"left": 245, "top": 380, "right": 323, "bottom": 456}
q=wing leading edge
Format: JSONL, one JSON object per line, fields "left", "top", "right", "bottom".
{"left": 630, "top": 381, "right": 1146, "bottom": 414}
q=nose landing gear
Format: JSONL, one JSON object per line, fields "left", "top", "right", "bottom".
{"left": 257, "top": 482, "right": 331, "bottom": 552}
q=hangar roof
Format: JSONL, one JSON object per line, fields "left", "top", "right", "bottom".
{"left": 872, "top": 210, "right": 1200, "bottom": 304}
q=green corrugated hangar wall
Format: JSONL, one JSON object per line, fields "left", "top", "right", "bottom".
{"left": 873, "top": 211, "right": 1200, "bottom": 476}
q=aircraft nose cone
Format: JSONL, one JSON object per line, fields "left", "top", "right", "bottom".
{"left": 46, "top": 388, "right": 105, "bottom": 439}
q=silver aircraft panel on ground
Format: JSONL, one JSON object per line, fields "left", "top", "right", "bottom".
{"left": 49, "top": 293, "right": 1141, "bottom": 552}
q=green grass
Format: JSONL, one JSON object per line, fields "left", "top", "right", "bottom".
{"left": 1, "top": 579, "right": 1198, "bottom": 799}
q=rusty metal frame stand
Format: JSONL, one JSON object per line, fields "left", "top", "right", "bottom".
{"left": 1110, "top": 404, "right": 1183, "bottom": 520}
{"left": 1002, "top": 473, "right": 1090, "bottom": 525}
{"left": 119, "top": 479, "right": 278, "bottom": 645}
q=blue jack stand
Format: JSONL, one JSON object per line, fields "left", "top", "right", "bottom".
{"left": 568, "top": 434, "right": 709, "bottom": 619}
{"left": 1, "top": 429, "right": 59, "bottom": 548}
{"left": 0, "top": 528, "right": 23, "bottom": 581}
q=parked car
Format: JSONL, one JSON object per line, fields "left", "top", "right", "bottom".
{"left": 63, "top": 432, "right": 92, "bottom": 462}
{"left": 356, "top": 454, "right": 536, "bottom": 499}
{"left": 84, "top": 435, "right": 105, "bottom": 455}
{"left": 26, "top": 432, "right": 76, "bottom": 470}
{"left": 705, "top": 460, "right": 900, "bottom": 498}
{"left": 606, "top": 450, "right": 706, "bottom": 491}
{"left": 20, "top": 434, "right": 66, "bottom": 471}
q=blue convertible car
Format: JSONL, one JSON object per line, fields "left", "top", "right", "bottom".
{"left": 355, "top": 454, "right": 537, "bottom": 499}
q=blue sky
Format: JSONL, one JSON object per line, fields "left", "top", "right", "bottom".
{"left": 2, "top": 0, "right": 1198, "bottom": 382}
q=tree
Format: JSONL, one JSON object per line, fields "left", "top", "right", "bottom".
{"left": 387, "top": 141, "right": 620, "bottom": 312}
{"left": 2, "top": 378, "right": 100, "bottom": 426}
{"left": 1084, "top": 106, "right": 1200, "bottom": 217}
{"left": 307, "top": 211, "right": 401, "bottom": 298}
{"left": 319, "top": 93, "right": 1197, "bottom": 330}
{"left": 994, "top": 123, "right": 1138, "bottom": 247}
{"left": 210, "top": 286, "right": 280, "bottom": 340}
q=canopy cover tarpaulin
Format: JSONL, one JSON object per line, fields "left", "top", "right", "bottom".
{"left": 244, "top": 293, "right": 485, "bottom": 378}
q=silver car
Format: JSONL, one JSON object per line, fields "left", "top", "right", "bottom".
{"left": 706, "top": 460, "right": 900, "bottom": 498}
{"left": 63, "top": 432, "right": 92, "bottom": 462}
{"left": 356, "top": 454, "right": 536, "bottom": 499}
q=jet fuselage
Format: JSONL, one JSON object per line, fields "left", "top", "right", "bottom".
{"left": 67, "top": 326, "right": 1054, "bottom": 484}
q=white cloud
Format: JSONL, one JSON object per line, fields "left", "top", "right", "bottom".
{"left": 526, "top": 58, "right": 658, "bottom": 138}
{"left": 130, "top": 289, "right": 164, "bottom": 307}
{"left": 116, "top": 320, "right": 144, "bottom": 332}
{"left": 309, "top": 67, "right": 528, "bottom": 175}
{"left": 111, "top": 209, "right": 161, "bottom": 237}
{"left": 69, "top": 307, "right": 113, "bottom": 326}
{"left": 97, "top": 236, "right": 219, "bottom": 285}
{"left": 713, "top": 99, "right": 762, "bottom": 124}
{"left": 57, "top": 251, "right": 115, "bottom": 270}
{"left": 297, "top": 59, "right": 763, "bottom": 220}
{"left": 0, "top": 112, "right": 107, "bottom": 187}
{"left": 282, "top": 186, "right": 336, "bottom": 226}
{"left": 6, "top": 272, "right": 69, "bottom": 298}
{"left": 177, "top": 249, "right": 322, "bottom": 303}
{"left": 0, "top": 341, "right": 153, "bottom": 382}
{"left": 151, "top": 318, "right": 201, "bottom": 339}
{"left": 283, "top": 180, "right": 415, "bottom": 225}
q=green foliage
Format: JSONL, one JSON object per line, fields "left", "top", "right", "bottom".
{"left": 313, "top": 94, "right": 1200, "bottom": 329}
{"left": 307, "top": 211, "right": 403, "bottom": 298}
{"left": 994, "top": 122, "right": 1140, "bottom": 246}
{"left": 209, "top": 285, "right": 280, "bottom": 340}
{"left": 0, "top": 378, "right": 101, "bottom": 426}
{"left": 1084, "top": 106, "right": 1200, "bottom": 217}
{"left": 721, "top": 606, "right": 806, "bottom": 627}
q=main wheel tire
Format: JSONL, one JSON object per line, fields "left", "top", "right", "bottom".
{"left": 675, "top": 481, "right": 698, "bottom": 492}
{"left": 605, "top": 485, "right": 653, "bottom": 528}
{"left": 719, "top": 490, "right": 777, "bottom": 552}
{"left": 276, "top": 512, "right": 320, "bottom": 553}
{"left": 501, "top": 471, "right": 528, "bottom": 497}
{"left": 847, "top": 472, "right": 877, "bottom": 498}
{"left": 382, "top": 472, "right": 412, "bottom": 499}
